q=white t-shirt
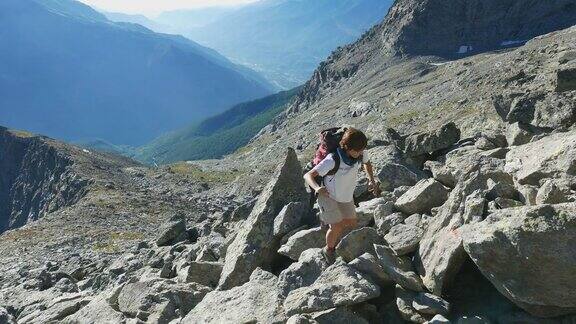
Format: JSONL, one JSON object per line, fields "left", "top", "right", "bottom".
{"left": 312, "top": 150, "right": 371, "bottom": 203}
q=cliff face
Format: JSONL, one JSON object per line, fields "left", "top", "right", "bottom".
{"left": 379, "top": 0, "right": 576, "bottom": 57}
{"left": 0, "top": 127, "right": 90, "bottom": 232}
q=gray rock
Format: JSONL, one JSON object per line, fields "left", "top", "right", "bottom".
{"left": 424, "top": 161, "right": 457, "bottom": 188}
{"left": 362, "top": 146, "right": 424, "bottom": 192}
{"left": 373, "top": 244, "right": 424, "bottom": 292}
{"left": 396, "top": 285, "right": 428, "bottom": 324}
{"left": 376, "top": 212, "right": 406, "bottom": 235}
{"left": 355, "top": 197, "right": 387, "bottom": 227}
{"left": 413, "top": 292, "right": 450, "bottom": 315}
{"left": 284, "top": 260, "right": 380, "bottom": 316}
{"left": 273, "top": 202, "right": 306, "bottom": 237}
{"left": 462, "top": 190, "right": 486, "bottom": 223}
{"left": 195, "top": 245, "right": 217, "bottom": 262}
{"left": 377, "top": 163, "right": 425, "bottom": 192}
{"left": 536, "top": 179, "right": 570, "bottom": 204}
{"left": 116, "top": 279, "right": 210, "bottom": 321}
{"left": 218, "top": 148, "right": 308, "bottom": 290}
{"left": 17, "top": 293, "right": 91, "bottom": 324}
{"left": 404, "top": 214, "right": 422, "bottom": 227}
{"left": 159, "top": 257, "right": 175, "bottom": 279}
{"left": 279, "top": 226, "right": 327, "bottom": 261}
{"left": 505, "top": 130, "right": 576, "bottom": 185}
{"left": 416, "top": 162, "right": 513, "bottom": 295}
{"left": 180, "top": 261, "right": 223, "bottom": 288}
{"left": 286, "top": 314, "right": 318, "bottom": 324}
{"left": 278, "top": 248, "right": 328, "bottom": 296}
{"left": 182, "top": 268, "right": 285, "bottom": 324}
{"left": 349, "top": 253, "right": 394, "bottom": 288}
{"left": 336, "top": 227, "right": 384, "bottom": 262}
{"left": 310, "top": 307, "right": 369, "bottom": 324}
{"left": 384, "top": 224, "right": 424, "bottom": 255}
{"left": 462, "top": 204, "right": 576, "bottom": 317}
{"left": 373, "top": 201, "right": 395, "bottom": 220}
{"left": 393, "top": 186, "right": 412, "bottom": 198}
{"left": 395, "top": 179, "right": 450, "bottom": 215}
{"left": 556, "top": 66, "right": 576, "bottom": 92}
{"left": 475, "top": 136, "right": 497, "bottom": 150}
{"left": 486, "top": 180, "right": 519, "bottom": 201}
{"left": 403, "top": 122, "right": 461, "bottom": 157}
{"left": 506, "top": 122, "right": 533, "bottom": 146}
{"left": 518, "top": 185, "right": 539, "bottom": 206}
{"left": 494, "top": 197, "right": 524, "bottom": 209}
{"left": 63, "top": 292, "right": 125, "bottom": 324}
{"left": 156, "top": 214, "right": 187, "bottom": 247}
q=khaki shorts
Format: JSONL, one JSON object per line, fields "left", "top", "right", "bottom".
{"left": 317, "top": 195, "right": 357, "bottom": 225}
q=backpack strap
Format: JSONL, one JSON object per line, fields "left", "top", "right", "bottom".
{"left": 326, "top": 152, "right": 340, "bottom": 176}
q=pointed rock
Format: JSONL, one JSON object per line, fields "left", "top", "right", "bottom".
{"left": 218, "top": 148, "right": 308, "bottom": 290}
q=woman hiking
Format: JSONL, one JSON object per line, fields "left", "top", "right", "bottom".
{"left": 303, "top": 127, "right": 379, "bottom": 263}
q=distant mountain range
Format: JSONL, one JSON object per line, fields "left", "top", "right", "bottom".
{"left": 133, "top": 87, "right": 301, "bottom": 164}
{"left": 0, "top": 0, "right": 274, "bottom": 146}
{"left": 154, "top": 0, "right": 393, "bottom": 89}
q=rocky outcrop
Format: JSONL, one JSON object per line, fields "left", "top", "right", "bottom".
{"left": 218, "top": 148, "right": 308, "bottom": 290}
{"left": 0, "top": 127, "right": 90, "bottom": 232}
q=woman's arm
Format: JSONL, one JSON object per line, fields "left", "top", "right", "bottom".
{"left": 363, "top": 161, "right": 381, "bottom": 196}
{"left": 303, "top": 170, "right": 329, "bottom": 197}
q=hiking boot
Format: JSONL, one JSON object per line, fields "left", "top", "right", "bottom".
{"left": 322, "top": 246, "right": 336, "bottom": 264}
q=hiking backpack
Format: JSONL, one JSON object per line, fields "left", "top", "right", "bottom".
{"left": 305, "top": 127, "right": 346, "bottom": 181}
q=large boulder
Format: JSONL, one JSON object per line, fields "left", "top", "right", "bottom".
{"left": 373, "top": 244, "right": 424, "bottom": 292}
{"left": 156, "top": 213, "right": 187, "bottom": 247}
{"left": 395, "top": 285, "right": 428, "bottom": 323}
{"left": 402, "top": 122, "right": 461, "bottom": 157}
{"left": 183, "top": 268, "right": 286, "bottom": 323}
{"left": 336, "top": 227, "right": 384, "bottom": 262}
{"left": 218, "top": 148, "right": 308, "bottom": 290}
{"left": 416, "top": 160, "right": 513, "bottom": 295}
{"left": 278, "top": 248, "right": 329, "bottom": 297}
{"left": 461, "top": 204, "right": 576, "bottom": 317}
{"left": 412, "top": 292, "right": 450, "bottom": 316}
{"left": 349, "top": 253, "right": 394, "bottom": 288}
{"left": 384, "top": 224, "right": 424, "bottom": 255}
{"left": 505, "top": 130, "right": 576, "bottom": 186}
{"left": 279, "top": 227, "right": 327, "bottom": 261}
{"left": 116, "top": 279, "right": 210, "bottom": 321}
{"left": 179, "top": 261, "right": 223, "bottom": 288}
{"left": 394, "top": 179, "right": 450, "bottom": 215}
{"left": 62, "top": 292, "right": 124, "bottom": 324}
{"left": 17, "top": 293, "right": 91, "bottom": 323}
{"left": 356, "top": 197, "right": 390, "bottom": 227}
{"left": 506, "top": 122, "right": 533, "bottom": 146}
{"left": 286, "top": 307, "right": 369, "bottom": 324}
{"left": 283, "top": 260, "right": 380, "bottom": 316}
{"left": 274, "top": 202, "right": 307, "bottom": 237}
{"left": 357, "top": 146, "right": 424, "bottom": 193}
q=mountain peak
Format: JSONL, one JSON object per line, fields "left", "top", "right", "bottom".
{"left": 380, "top": 0, "right": 576, "bottom": 58}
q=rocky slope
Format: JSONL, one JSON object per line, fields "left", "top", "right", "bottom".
{"left": 0, "top": 0, "right": 576, "bottom": 323}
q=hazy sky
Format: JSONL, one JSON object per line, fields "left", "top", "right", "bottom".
{"left": 80, "top": 0, "right": 260, "bottom": 15}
